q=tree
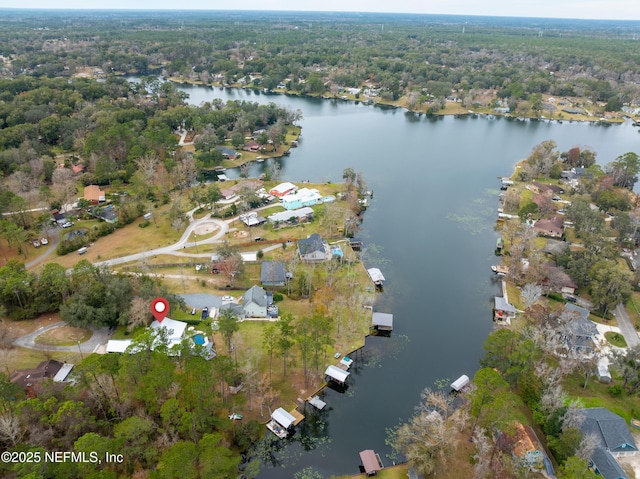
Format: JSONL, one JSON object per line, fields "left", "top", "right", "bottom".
{"left": 218, "top": 308, "right": 239, "bottom": 354}
{"left": 588, "top": 260, "right": 632, "bottom": 317}
{"left": 0, "top": 259, "right": 35, "bottom": 318}
{"left": 566, "top": 196, "right": 605, "bottom": 237}
{"left": 277, "top": 313, "right": 295, "bottom": 377}
{"left": 391, "top": 388, "right": 461, "bottom": 477}
{"left": 295, "top": 316, "right": 315, "bottom": 387}
{"left": 262, "top": 323, "right": 277, "bottom": 384}
{"left": 526, "top": 140, "right": 558, "bottom": 177}
{"left": 612, "top": 345, "right": 640, "bottom": 394}
{"left": 606, "top": 152, "right": 640, "bottom": 189}
{"left": 35, "top": 262, "right": 70, "bottom": 313}
{"left": 557, "top": 456, "right": 598, "bottom": 479}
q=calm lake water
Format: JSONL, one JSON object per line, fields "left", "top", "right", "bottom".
{"left": 177, "top": 84, "right": 640, "bottom": 477}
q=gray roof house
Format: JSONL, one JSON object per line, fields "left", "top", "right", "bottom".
{"left": 261, "top": 261, "right": 287, "bottom": 287}
{"left": 561, "top": 304, "right": 598, "bottom": 354}
{"left": 242, "top": 285, "right": 270, "bottom": 318}
{"left": 578, "top": 408, "right": 638, "bottom": 479}
{"left": 297, "top": 233, "right": 327, "bottom": 262}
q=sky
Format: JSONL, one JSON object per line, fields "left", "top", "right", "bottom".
{"left": 2, "top": 0, "right": 640, "bottom": 21}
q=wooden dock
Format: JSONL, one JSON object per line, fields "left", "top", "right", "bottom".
{"left": 289, "top": 408, "right": 305, "bottom": 426}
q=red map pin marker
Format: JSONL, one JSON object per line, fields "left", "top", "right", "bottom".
{"left": 151, "top": 297, "right": 170, "bottom": 323}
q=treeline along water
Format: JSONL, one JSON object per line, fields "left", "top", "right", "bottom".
{"left": 176, "top": 83, "right": 640, "bottom": 477}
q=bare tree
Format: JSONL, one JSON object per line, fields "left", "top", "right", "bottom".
{"left": 0, "top": 412, "right": 24, "bottom": 446}
{"left": 128, "top": 297, "right": 151, "bottom": 332}
{"left": 135, "top": 153, "right": 160, "bottom": 184}
{"left": 522, "top": 283, "right": 543, "bottom": 309}
{"left": 472, "top": 427, "right": 493, "bottom": 479}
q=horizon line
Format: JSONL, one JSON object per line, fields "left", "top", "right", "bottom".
{"left": 1, "top": 7, "right": 640, "bottom": 22}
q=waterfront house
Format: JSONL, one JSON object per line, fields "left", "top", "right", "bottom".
{"left": 298, "top": 233, "right": 328, "bottom": 262}
{"left": 242, "top": 285, "right": 269, "bottom": 318}
{"left": 261, "top": 261, "right": 287, "bottom": 287}
{"left": 215, "top": 146, "right": 239, "bottom": 160}
{"left": 267, "top": 206, "right": 314, "bottom": 225}
{"left": 270, "top": 182, "right": 298, "bottom": 197}
{"left": 243, "top": 140, "right": 261, "bottom": 152}
{"left": 578, "top": 408, "right": 638, "bottom": 479}
{"left": 494, "top": 296, "right": 517, "bottom": 321}
{"left": 281, "top": 188, "right": 323, "bottom": 210}
{"left": 533, "top": 216, "right": 564, "bottom": 238}
{"left": 560, "top": 304, "right": 598, "bottom": 355}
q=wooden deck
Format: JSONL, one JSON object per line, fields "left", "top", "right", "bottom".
{"left": 289, "top": 408, "right": 305, "bottom": 426}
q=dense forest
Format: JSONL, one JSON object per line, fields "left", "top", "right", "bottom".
{"left": 1, "top": 10, "right": 640, "bottom": 114}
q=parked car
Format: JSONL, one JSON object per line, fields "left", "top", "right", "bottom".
{"left": 61, "top": 221, "right": 74, "bottom": 228}
{"left": 191, "top": 308, "right": 197, "bottom": 315}
{"left": 78, "top": 246, "right": 88, "bottom": 255}
{"left": 201, "top": 307, "right": 209, "bottom": 320}
{"left": 32, "top": 239, "right": 41, "bottom": 248}
{"left": 221, "top": 295, "right": 234, "bottom": 303}
{"left": 40, "top": 237, "right": 49, "bottom": 245}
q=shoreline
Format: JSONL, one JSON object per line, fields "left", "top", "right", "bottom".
{"left": 167, "top": 77, "right": 632, "bottom": 126}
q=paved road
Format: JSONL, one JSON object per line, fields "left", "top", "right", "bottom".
{"left": 614, "top": 303, "right": 640, "bottom": 348}
{"left": 95, "top": 212, "right": 230, "bottom": 267}
{"left": 13, "top": 321, "right": 110, "bottom": 353}
{"left": 25, "top": 231, "right": 60, "bottom": 269}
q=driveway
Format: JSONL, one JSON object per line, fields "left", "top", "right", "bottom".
{"left": 614, "top": 304, "right": 640, "bottom": 348}
{"left": 13, "top": 321, "right": 110, "bottom": 353}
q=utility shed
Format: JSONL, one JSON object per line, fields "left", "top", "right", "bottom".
{"left": 359, "top": 450, "right": 383, "bottom": 476}
{"left": 372, "top": 312, "right": 393, "bottom": 331}
{"left": 325, "top": 365, "right": 350, "bottom": 385}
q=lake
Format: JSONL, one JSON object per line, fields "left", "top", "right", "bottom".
{"left": 177, "top": 83, "right": 640, "bottom": 477}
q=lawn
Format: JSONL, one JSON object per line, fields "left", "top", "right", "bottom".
{"left": 563, "top": 372, "right": 640, "bottom": 423}
{"left": 605, "top": 331, "right": 628, "bottom": 348}
{"left": 330, "top": 464, "right": 409, "bottom": 479}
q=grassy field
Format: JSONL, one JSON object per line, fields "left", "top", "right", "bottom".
{"left": 563, "top": 372, "right": 640, "bottom": 423}
{"left": 34, "top": 326, "right": 92, "bottom": 346}
{"left": 330, "top": 464, "right": 410, "bottom": 479}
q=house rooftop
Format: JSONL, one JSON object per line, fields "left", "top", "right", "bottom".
{"left": 298, "top": 233, "right": 325, "bottom": 256}
{"left": 578, "top": 407, "right": 638, "bottom": 454}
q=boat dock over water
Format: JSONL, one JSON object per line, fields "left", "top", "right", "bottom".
{"left": 367, "top": 268, "right": 385, "bottom": 289}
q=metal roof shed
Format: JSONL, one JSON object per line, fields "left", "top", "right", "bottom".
{"left": 372, "top": 312, "right": 393, "bottom": 331}
{"left": 271, "top": 408, "right": 296, "bottom": 429}
{"left": 325, "top": 365, "right": 350, "bottom": 384}
{"left": 359, "top": 450, "right": 382, "bottom": 476}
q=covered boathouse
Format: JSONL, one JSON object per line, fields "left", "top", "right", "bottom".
{"left": 267, "top": 408, "right": 297, "bottom": 439}
{"left": 325, "top": 365, "right": 350, "bottom": 385}
{"left": 372, "top": 312, "right": 393, "bottom": 333}
{"left": 359, "top": 449, "right": 384, "bottom": 476}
